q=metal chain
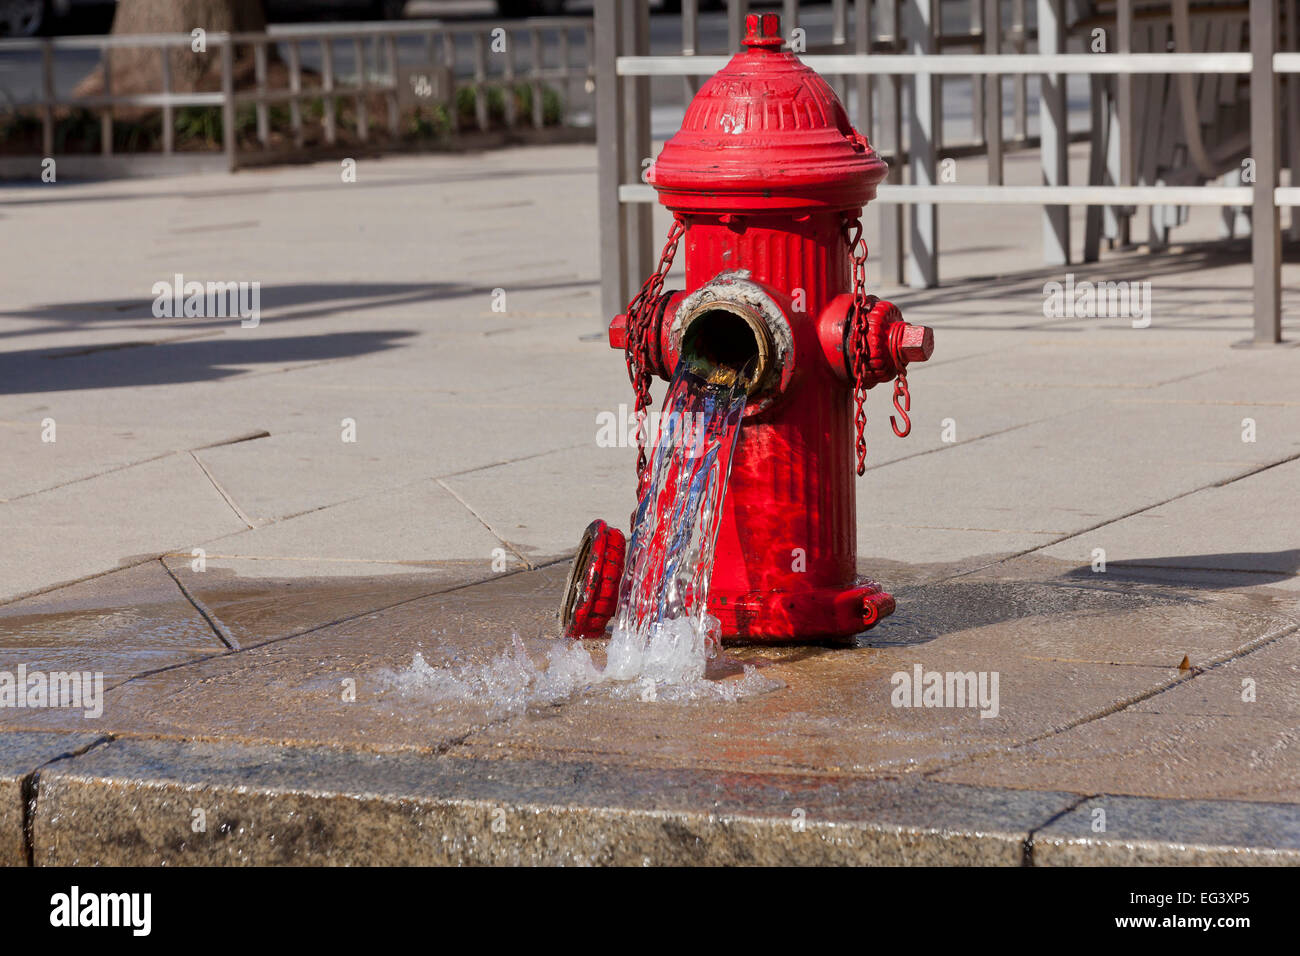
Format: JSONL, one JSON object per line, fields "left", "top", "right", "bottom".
{"left": 625, "top": 218, "right": 685, "bottom": 486}
{"left": 842, "top": 217, "right": 876, "bottom": 476}
{"left": 887, "top": 319, "right": 912, "bottom": 438}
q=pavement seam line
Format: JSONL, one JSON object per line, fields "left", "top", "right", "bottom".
{"left": 0, "top": 554, "right": 162, "bottom": 609}
{"left": 1022, "top": 792, "right": 1100, "bottom": 866}
{"left": 87, "top": 555, "right": 573, "bottom": 697}
{"left": 20, "top": 735, "right": 115, "bottom": 867}
{"left": 189, "top": 450, "right": 257, "bottom": 530}
{"left": 160, "top": 557, "right": 240, "bottom": 651}
{"left": 896, "top": 447, "right": 1300, "bottom": 595}
{"left": 166, "top": 441, "right": 588, "bottom": 546}
{"left": 435, "top": 477, "right": 536, "bottom": 570}
{"left": 922, "top": 617, "right": 1300, "bottom": 783}
{"left": 3, "top": 429, "right": 270, "bottom": 505}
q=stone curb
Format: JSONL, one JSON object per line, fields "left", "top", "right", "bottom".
{"left": 10, "top": 734, "right": 1297, "bottom": 866}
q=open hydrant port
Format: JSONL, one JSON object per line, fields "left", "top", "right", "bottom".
{"left": 679, "top": 302, "right": 774, "bottom": 396}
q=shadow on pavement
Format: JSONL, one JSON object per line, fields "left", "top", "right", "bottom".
{"left": 0, "top": 328, "right": 414, "bottom": 392}
{"left": 0, "top": 278, "right": 593, "bottom": 342}
{"left": 1062, "top": 548, "right": 1300, "bottom": 589}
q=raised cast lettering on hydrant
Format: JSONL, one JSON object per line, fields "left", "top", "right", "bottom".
{"left": 562, "top": 13, "right": 934, "bottom": 643}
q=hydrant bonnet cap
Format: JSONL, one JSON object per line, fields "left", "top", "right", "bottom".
{"left": 646, "top": 13, "right": 888, "bottom": 213}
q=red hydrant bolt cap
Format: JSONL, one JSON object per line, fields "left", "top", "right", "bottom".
{"left": 743, "top": 13, "right": 783, "bottom": 49}
{"left": 900, "top": 324, "right": 934, "bottom": 364}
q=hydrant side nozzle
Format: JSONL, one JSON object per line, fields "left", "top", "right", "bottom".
{"left": 609, "top": 313, "right": 628, "bottom": 351}
{"left": 559, "top": 520, "right": 626, "bottom": 640}
{"left": 610, "top": 292, "right": 682, "bottom": 382}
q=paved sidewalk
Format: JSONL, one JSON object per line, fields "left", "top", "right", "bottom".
{"left": 1, "top": 145, "right": 1298, "bottom": 864}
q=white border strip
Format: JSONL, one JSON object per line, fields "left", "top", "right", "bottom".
{"left": 618, "top": 52, "right": 1253, "bottom": 76}
{"left": 618, "top": 183, "right": 1258, "bottom": 206}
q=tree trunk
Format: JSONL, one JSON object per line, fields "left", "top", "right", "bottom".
{"left": 78, "top": 0, "right": 271, "bottom": 98}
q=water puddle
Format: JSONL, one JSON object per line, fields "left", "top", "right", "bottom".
{"left": 383, "top": 360, "right": 783, "bottom": 712}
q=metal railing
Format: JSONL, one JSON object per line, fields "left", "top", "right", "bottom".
{"left": 598, "top": 0, "right": 1287, "bottom": 344}
{"left": 0, "top": 16, "right": 595, "bottom": 170}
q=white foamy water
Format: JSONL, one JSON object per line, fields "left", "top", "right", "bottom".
{"left": 381, "top": 361, "right": 782, "bottom": 712}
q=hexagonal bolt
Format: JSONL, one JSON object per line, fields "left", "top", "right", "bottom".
{"left": 898, "top": 323, "right": 934, "bottom": 364}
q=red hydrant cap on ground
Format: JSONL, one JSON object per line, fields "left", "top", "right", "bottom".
{"left": 647, "top": 13, "right": 889, "bottom": 214}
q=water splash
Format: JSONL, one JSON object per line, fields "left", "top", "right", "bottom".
{"left": 606, "top": 361, "right": 747, "bottom": 682}
{"left": 381, "top": 360, "right": 781, "bottom": 710}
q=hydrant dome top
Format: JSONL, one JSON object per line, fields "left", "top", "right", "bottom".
{"left": 647, "top": 13, "right": 889, "bottom": 214}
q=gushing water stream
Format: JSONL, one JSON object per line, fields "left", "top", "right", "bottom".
{"left": 605, "top": 361, "right": 747, "bottom": 684}
{"left": 382, "top": 358, "right": 781, "bottom": 711}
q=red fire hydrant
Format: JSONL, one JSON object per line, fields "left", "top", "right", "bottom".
{"left": 561, "top": 13, "right": 933, "bottom": 644}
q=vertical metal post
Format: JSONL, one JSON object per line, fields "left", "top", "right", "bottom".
{"left": 531, "top": 28, "right": 544, "bottom": 128}
{"left": 355, "top": 37, "right": 369, "bottom": 142}
{"left": 1250, "top": 0, "right": 1281, "bottom": 343}
{"left": 970, "top": 0, "right": 984, "bottom": 144}
{"left": 879, "top": 0, "right": 905, "bottom": 285}
{"left": 442, "top": 33, "right": 458, "bottom": 134}
{"left": 682, "top": 0, "right": 700, "bottom": 100}
{"left": 622, "top": 0, "right": 653, "bottom": 296}
{"left": 904, "top": 0, "right": 938, "bottom": 288}
{"left": 288, "top": 40, "right": 303, "bottom": 148}
{"left": 221, "top": 38, "right": 236, "bottom": 171}
{"left": 728, "top": 0, "right": 750, "bottom": 53}
{"left": 1116, "top": 0, "right": 1133, "bottom": 245}
{"left": 1011, "top": 0, "right": 1026, "bottom": 140}
{"left": 503, "top": 27, "right": 517, "bottom": 129}
{"left": 100, "top": 42, "right": 113, "bottom": 156}
{"left": 254, "top": 41, "right": 269, "bottom": 148}
{"left": 161, "top": 45, "right": 174, "bottom": 155}
{"left": 386, "top": 34, "right": 399, "bottom": 138}
{"left": 984, "top": 0, "right": 1002, "bottom": 184}
{"left": 1038, "top": 0, "right": 1069, "bottom": 265}
{"left": 473, "top": 32, "right": 487, "bottom": 132}
{"left": 41, "top": 39, "right": 54, "bottom": 157}
{"left": 855, "top": 0, "right": 873, "bottom": 141}
{"left": 596, "top": 0, "right": 629, "bottom": 321}
{"left": 831, "top": 0, "right": 848, "bottom": 102}
{"left": 323, "top": 40, "right": 338, "bottom": 145}
{"left": 1287, "top": 0, "right": 1300, "bottom": 240}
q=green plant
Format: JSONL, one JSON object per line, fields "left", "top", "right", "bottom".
{"left": 175, "top": 106, "right": 222, "bottom": 147}
{"left": 55, "top": 108, "right": 100, "bottom": 153}
{"left": 454, "top": 82, "right": 565, "bottom": 130}
{"left": 512, "top": 82, "right": 563, "bottom": 127}
{"left": 405, "top": 103, "right": 451, "bottom": 141}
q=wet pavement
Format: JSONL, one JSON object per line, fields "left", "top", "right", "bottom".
{"left": 2, "top": 147, "right": 1299, "bottom": 864}
{"left": 3, "top": 555, "right": 1299, "bottom": 864}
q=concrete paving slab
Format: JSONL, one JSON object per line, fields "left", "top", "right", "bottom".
{"left": 1038, "top": 457, "right": 1300, "bottom": 590}
{"left": 0, "top": 561, "right": 226, "bottom": 688}
{"left": 1129, "top": 632, "right": 1300, "bottom": 719}
{"left": 0, "top": 453, "right": 249, "bottom": 604}
{"left": 875, "top": 574, "right": 1293, "bottom": 669}
{"left": 1032, "top": 794, "right": 1300, "bottom": 865}
{"left": 858, "top": 400, "right": 1281, "bottom": 548}
{"left": 460, "top": 645, "right": 1165, "bottom": 778}
{"left": 159, "top": 555, "right": 498, "bottom": 649}
{"left": 0, "top": 732, "right": 105, "bottom": 866}
{"left": 199, "top": 479, "right": 513, "bottom": 569}
{"left": 0, "top": 419, "right": 257, "bottom": 502}
{"left": 440, "top": 443, "right": 637, "bottom": 561}
{"left": 935, "top": 711, "right": 1300, "bottom": 803}
{"left": 30, "top": 736, "right": 1076, "bottom": 865}
{"left": 79, "top": 564, "right": 569, "bottom": 750}
{"left": 191, "top": 399, "right": 600, "bottom": 525}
